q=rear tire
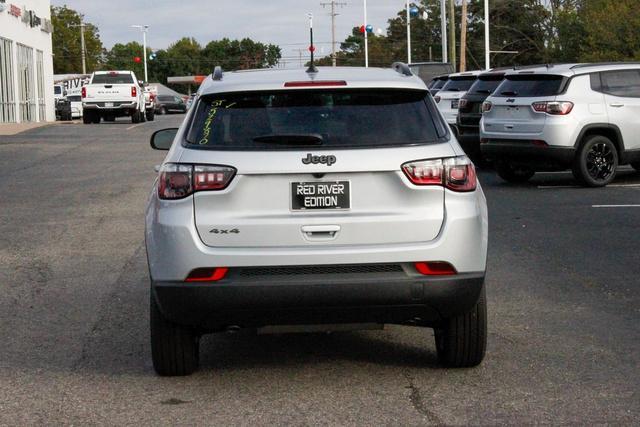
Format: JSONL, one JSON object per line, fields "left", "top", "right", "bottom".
{"left": 160, "top": 106, "right": 167, "bottom": 115}
{"left": 494, "top": 160, "right": 535, "bottom": 183}
{"left": 82, "top": 111, "right": 92, "bottom": 124}
{"left": 146, "top": 109, "right": 155, "bottom": 121}
{"left": 91, "top": 113, "right": 101, "bottom": 124}
{"left": 572, "top": 135, "right": 618, "bottom": 187}
{"left": 434, "top": 286, "right": 487, "bottom": 368}
{"left": 150, "top": 292, "right": 199, "bottom": 376}
{"left": 131, "top": 110, "right": 141, "bottom": 124}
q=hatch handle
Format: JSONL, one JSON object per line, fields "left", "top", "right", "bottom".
{"left": 301, "top": 225, "right": 340, "bottom": 240}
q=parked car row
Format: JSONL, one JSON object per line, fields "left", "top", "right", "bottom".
{"left": 431, "top": 62, "right": 640, "bottom": 187}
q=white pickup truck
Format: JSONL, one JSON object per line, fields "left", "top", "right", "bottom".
{"left": 81, "top": 71, "right": 147, "bottom": 124}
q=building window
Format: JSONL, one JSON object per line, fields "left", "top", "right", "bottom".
{"left": 0, "top": 37, "right": 16, "bottom": 123}
{"left": 17, "top": 43, "right": 36, "bottom": 122}
{"left": 36, "top": 50, "right": 45, "bottom": 121}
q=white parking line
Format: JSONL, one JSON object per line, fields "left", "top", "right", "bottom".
{"left": 592, "top": 204, "right": 640, "bottom": 208}
{"left": 538, "top": 183, "right": 640, "bottom": 189}
{"left": 126, "top": 123, "right": 147, "bottom": 131}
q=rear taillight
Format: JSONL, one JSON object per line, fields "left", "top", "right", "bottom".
{"left": 458, "top": 98, "right": 469, "bottom": 111}
{"left": 434, "top": 95, "right": 441, "bottom": 103}
{"left": 531, "top": 101, "right": 573, "bottom": 115}
{"left": 81, "top": 87, "right": 86, "bottom": 98}
{"left": 158, "top": 163, "right": 235, "bottom": 200}
{"left": 131, "top": 86, "right": 137, "bottom": 97}
{"left": 402, "top": 156, "right": 477, "bottom": 192}
{"left": 481, "top": 101, "right": 492, "bottom": 113}
{"left": 414, "top": 262, "right": 457, "bottom": 276}
{"left": 185, "top": 267, "right": 228, "bottom": 282}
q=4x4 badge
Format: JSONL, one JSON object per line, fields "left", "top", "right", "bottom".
{"left": 302, "top": 153, "right": 336, "bottom": 166}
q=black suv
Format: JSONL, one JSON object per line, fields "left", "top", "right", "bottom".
{"left": 456, "top": 71, "right": 505, "bottom": 162}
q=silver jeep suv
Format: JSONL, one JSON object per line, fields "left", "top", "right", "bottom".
{"left": 146, "top": 64, "right": 488, "bottom": 375}
{"left": 480, "top": 63, "right": 640, "bottom": 186}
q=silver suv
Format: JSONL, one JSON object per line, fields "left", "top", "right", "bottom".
{"left": 480, "top": 63, "right": 640, "bottom": 186}
{"left": 145, "top": 64, "right": 488, "bottom": 376}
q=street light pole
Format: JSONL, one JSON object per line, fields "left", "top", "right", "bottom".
{"left": 406, "top": 0, "right": 411, "bottom": 64}
{"left": 484, "top": 0, "right": 490, "bottom": 69}
{"left": 131, "top": 25, "right": 149, "bottom": 82}
{"left": 363, "top": 0, "right": 368, "bottom": 67}
{"left": 440, "top": 0, "right": 447, "bottom": 63}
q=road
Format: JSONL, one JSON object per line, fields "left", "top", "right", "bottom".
{"left": 0, "top": 116, "right": 639, "bottom": 424}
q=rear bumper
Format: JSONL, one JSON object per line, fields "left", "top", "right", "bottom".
{"left": 481, "top": 139, "right": 575, "bottom": 167}
{"left": 152, "top": 272, "right": 485, "bottom": 330}
{"left": 82, "top": 102, "right": 137, "bottom": 110}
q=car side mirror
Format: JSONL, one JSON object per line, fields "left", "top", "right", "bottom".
{"left": 150, "top": 128, "right": 178, "bottom": 150}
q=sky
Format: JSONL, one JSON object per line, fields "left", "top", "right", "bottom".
{"left": 51, "top": 0, "right": 410, "bottom": 67}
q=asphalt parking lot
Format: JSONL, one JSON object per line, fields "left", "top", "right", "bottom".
{"left": 0, "top": 116, "right": 639, "bottom": 424}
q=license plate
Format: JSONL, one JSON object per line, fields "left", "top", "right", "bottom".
{"left": 291, "top": 181, "right": 350, "bottom": 210}
{"left": 105, "top": 102, "right": 114, "bottom": 107}
{"left": 451, "top": 99, "right": 459, "bottom": 109}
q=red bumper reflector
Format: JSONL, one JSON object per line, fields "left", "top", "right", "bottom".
{"left": 185, "top": 267, "right": 228, "bottom": 282}
{"left": 414, "top": 262, "right": 457, "bottom": 276}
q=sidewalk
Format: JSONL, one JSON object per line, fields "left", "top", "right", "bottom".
{"left": 0, "top": 122, "right": 55, "bottom": 136}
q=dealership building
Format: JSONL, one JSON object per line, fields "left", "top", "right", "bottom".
{"left": 0, "top": 0, "right": 54, "bottom": 123}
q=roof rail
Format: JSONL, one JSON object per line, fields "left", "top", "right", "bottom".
{"left": 212, "top": 66, "right": 223, "bottom": 81}
{"left": 392, "top": 62, "right": 413, "bottom": 77}
{"left": 570, "top": 62, "right": 640, "bottom": 69}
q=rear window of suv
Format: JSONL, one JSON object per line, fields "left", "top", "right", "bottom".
{"left": 91, "top": 73, "right": 134, "bottom": 84}
{"left": 468, "top": 76, "right": 504, "bottom": 95}
{"left": 494, "top": 74, "right": 565, "bottom": 97}
{"left": 440, "top": 77, "right": 476, "bottom": 92}
{"left": 186, "top": 89, "right": 447, "bottom": 150}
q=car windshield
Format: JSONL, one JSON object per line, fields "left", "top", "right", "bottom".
{"left": 186, "top": 89, "right": 447, "bottom": 150}
{"left": 494, "top": 75, "right": 564, "bottom": 97}
{"left": 468, "top": 77, "right": 503, "bottom": 94}
{"left": 91, "top": 73, "right": 134, "bottom": 84}
{"left": 440, "top": 78, "right": 476, "bottom": 92}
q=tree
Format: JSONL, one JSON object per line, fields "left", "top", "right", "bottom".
{"left": 579, "top": 0, "right": 640, "bottom": 61}
{"left": 51, "top": 5, "right": 103, "bottom": 74}
{"left": 103, "top": 42, "right": 148, "bottom": 79}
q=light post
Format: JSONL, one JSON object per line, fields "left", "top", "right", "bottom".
{"left": 131, "top": 25, "right": 149, "bottom": 82}
{"left": 440, "top": 0, "right": 447, "bottom": 63}
{"left": 363, "top": 0, "right": 368, "bottom": 67}
{"left": 406, "top": 4, "right": 420, "bottom": 64}
{"left": 484, "top": 0, "right": 490, "bottom": 69}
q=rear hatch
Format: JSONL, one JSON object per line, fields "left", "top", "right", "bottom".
{"left": 435, "top": 76, "right": 477, "bottom": 120}
{"left": 458, "top": 74, "right": 504, "bottom": 127}
{"left": 483, "top": 73, "right": 566, "bottom": 135}
{"left": 181, "top": 88, "right": 453, "bottom": 248}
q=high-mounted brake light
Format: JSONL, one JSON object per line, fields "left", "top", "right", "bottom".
{"left": 531, "top": 101, "right": 573, "bottom": 115}
{"left": 185, "top": 267, "right": 228, "bottom": 282}
{"left": 284, "top": 80, "right": 347, "bottom": 87}
{"left": 481, "top": 101, "right": 492, "bottom": 113}
{"left": 414, "top": 262, "right": 457, "bottom": 276}
{"left": 402, "top": 156, "right": 477, "bottom": 192}
{"left": 158, "top": 163, "right": 236, "bottom": 200}
{"left": 131, "top": 86, "right": 137, "bottom": 97}
{"left": 81, "top": 87, "right": 86, "bottom": 98}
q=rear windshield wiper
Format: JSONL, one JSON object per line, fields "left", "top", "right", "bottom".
{"left": 252, "top": 134, "right": 324, "bottom": 145}
{"left": 500, "top": 90, "right": 518, "bottom": 96}
{"left": 475, "top": 89, "right": 491, "bottom": 94}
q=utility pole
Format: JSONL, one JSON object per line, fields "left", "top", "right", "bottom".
{"left": 460, "top": 0, "right": 467, "bottom": 72}
{"left": 449, "top": 0, "right": 456, "bottom": 71}
{"left": 440, "top": 0, "right": 447, "bottom": 63}
{"left": 294, "top": 48, "right": 306, "bottom": 67}
{"left": 70, "top": 23, "right": 87, "bottom": 74}
{"left": 320, "top": 1, "right": 346, "bottom": 67}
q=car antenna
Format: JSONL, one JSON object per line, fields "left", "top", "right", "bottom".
{"left": 306, "top": 13, "right": 318, "bottom": 74}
